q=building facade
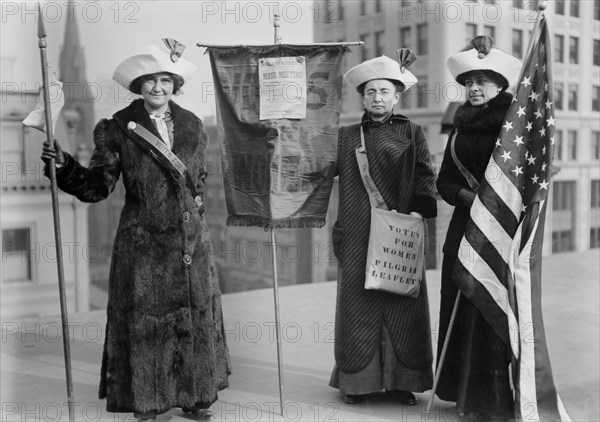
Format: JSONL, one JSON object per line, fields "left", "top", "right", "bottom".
{"left": 314, "top": 0, "right": 600, "bottom": 264}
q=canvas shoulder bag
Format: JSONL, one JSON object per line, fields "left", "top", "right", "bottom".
{"left": 356, "top": 127, "right": 424, "bottom": 298}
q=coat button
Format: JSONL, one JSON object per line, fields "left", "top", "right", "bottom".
{"left": 183, "top": 211, "right": 190, "bottom": 222}
{"left": 194, "top": 196, "right": 203, "bottom": 208}
{"left": 183, "top": 254, "right": 192, "bottom": 265}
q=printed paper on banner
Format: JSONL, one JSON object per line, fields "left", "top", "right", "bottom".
{"left": 259, "top": 56, "right": 307, "bottom": 120}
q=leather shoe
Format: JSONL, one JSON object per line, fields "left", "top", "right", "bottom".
{"left": 183, "top": 407, "right": 214, "bottom": 421}
{"left": 343, "top": 394, "right": 363, "bottom": 404}
{"left": 133, "top": 411, "right": 156, "bottom": 421}
{"left": 390, "top": 390, "right": 418, "bottom": 405}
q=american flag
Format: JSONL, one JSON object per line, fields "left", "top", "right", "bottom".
{"left": 453, "top": 16, "right": 571, "bottom": 421}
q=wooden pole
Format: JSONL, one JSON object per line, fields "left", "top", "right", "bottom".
{"left": 426, "top": 291, "right": 461, "bottom": 419}
{"left": 269, "top": 229, "right": 285, "bottom": 416}
{"left": 36, "top": 4, "right": 75, "bottom": 422}
{"left": 269, "top": 7, "right": 285, "bottom": 416}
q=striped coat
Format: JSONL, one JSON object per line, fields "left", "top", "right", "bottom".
{"left": 332, "top": 113, "right": 437, "bottom": 374}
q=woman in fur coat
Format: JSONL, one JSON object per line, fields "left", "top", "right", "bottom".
{"left": 42, "top": 43, "right": 230, "bottom": 421}
{"left": 435, "top": 37, "right": 521, "bottom": 422}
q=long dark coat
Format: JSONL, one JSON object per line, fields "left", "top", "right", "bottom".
{"left": 52, "top": 99, "right": 230, "bottom": 414}
{"left": 332, "top": 113, "right": 437, "bottom": 375}
{"left": 435, "top": 92, "right": 514, "bottom": 415}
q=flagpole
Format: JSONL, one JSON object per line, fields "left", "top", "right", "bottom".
{"left": 36, "top": 4, "right": 75, "bottom": 422}
{"left": 425, "top": 290, "right": 461, "bottom": 419}
{"left": 269, "top": 6, "right": 285, "bottom": 417}
{"left": 521, "top": 1, "right": 547, "bottom": 78}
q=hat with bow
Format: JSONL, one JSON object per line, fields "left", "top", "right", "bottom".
{"left": 344, "top": 48, "right": 418, "bottom": 93}
{"left": 113, "top": 38, "right": 197, "bottom": 93}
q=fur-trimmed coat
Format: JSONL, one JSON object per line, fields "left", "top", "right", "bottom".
{"left": 437, "top": 91, "right": 513, "bottom": 256}
{"left": 52, "top": 99, "right": 230, "bottom": 414}
{"left": 332, "top": 113, "right": 437, "bottom": 375}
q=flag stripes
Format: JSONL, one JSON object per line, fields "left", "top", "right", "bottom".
{"left": 478, "top": 180, "right": 520, "bottom": 236}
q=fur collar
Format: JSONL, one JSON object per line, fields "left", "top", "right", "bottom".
{"left": 453, "top": 91, "right": 513, "bottom": 134}
{"left": 111, "top": 98, "right": 205, "bottom": 167}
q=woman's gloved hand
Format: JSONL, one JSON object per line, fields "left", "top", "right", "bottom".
{"left": 41, "top": 139, "right": 66, "bottom": 168}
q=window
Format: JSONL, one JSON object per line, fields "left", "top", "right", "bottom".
{"left": 567, "top": 130, "right": 577, "bottom": 160}
{"left": 594, "top": 40, "right": 600, "bottom": 66}
{"left": 513, "top": 29, "right": 523, "bottom": 59}
{"left": 555, "top": 0, "right": 564, "bottom": 15}
{"left": 360, "top": 34, "right": 370, "bottom": 62}
{"left": 554, "top": 130, "right": 563, "bottom": 161}
{"left": 555, "top": 35, "right": 564, "bottom": 63}
{"left": 593, "top": 180, "right": 600, "bottom": 210}
{"left": 594, "top": 86, "right": 600, "bottom": 112}
{"left": 360, "top": 0, "right": 367, "bottom": 15}
{"left": 569, "top": 37, "right": 579, "bottom": 64}
{"left": 591, "top": 180, "right": 600, "bottom": 248}
{"left": 466, "top": 23, "right": 477, "bottom": 43}
{"left": 595, "top": 1, "right": 600, "bottom": 20}
{"left": 568, "top": 84, "right": 578, "bottom": 110}
{"left": 375, "top": 0, "right": 382, "bottom": 13}
{"left": 338, "top": 0, "right": 344, "bottom": 20}
{"left": 324, "top": 0, "right": 337, "bottom": 23}
{"left": 569, "top": 0, "right": 579, "bottom": 17}
{"left": 417, "top": 77, "right": 428, "bottom": 108}
{"left": 484, "top": 25, "right": 495, "bottom": 40}
{"left": 2, "top": 228, "right": 32, "bottom": 282}
{"left": 400, "top": 27, "right": 411, "bottom": 50}
{"left": 374, "top": 31, "right": 384, "bottom": 57}
{"left": 401, "top": 86, "right": 412, "bottom": 109}
{"left": 417, "top": 23, "right": 428, "bottom": 55}
{"left": 552, "top": 181, "right": 576, "bottom": 252}
{"left": 554, "top": 83, "right": 563, "bottom": 111}
{"left": 593, "top": 131, "right": 600, "bottom": 160}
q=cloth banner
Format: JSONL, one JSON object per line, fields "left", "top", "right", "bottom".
{"left": 207, "top": 44, "right": 349, "bottom": 228}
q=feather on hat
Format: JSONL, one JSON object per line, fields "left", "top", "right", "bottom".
{"left": 446, "top": 35, "right": 521, "bottom": 89}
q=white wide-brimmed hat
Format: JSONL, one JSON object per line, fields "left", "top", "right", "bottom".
{"left": 113, "top": 42, "right": 197, "bottom": 93}
{"left": 344, "top": 50, "right": 418, "bottom": 93}
{"left": 446, "top": 36, "right": 521, "bottom": 89}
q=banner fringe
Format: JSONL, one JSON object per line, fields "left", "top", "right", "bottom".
{"left": 226, "top": 216, "right": 326, "bottom": 230}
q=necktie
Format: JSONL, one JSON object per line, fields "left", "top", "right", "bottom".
{"left": 149, "top": 113, "right": 171, "bottom": 149}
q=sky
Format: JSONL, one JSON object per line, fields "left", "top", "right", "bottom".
{"left": 1, "top": 0, "right": 318, "bottom": 119}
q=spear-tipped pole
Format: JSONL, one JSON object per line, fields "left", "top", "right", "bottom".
{"left": 37, "top": 4, "right": 75, "bottom": 422}
{"left": 273, "top": 4, "right": 282, "bottom": 44}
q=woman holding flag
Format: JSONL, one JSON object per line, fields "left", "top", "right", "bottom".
{"left": 435, "top": 36, "right": 521, "bottom": 422}
{"left": 41, "top": 41, "right": 230, "bottom": 421}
